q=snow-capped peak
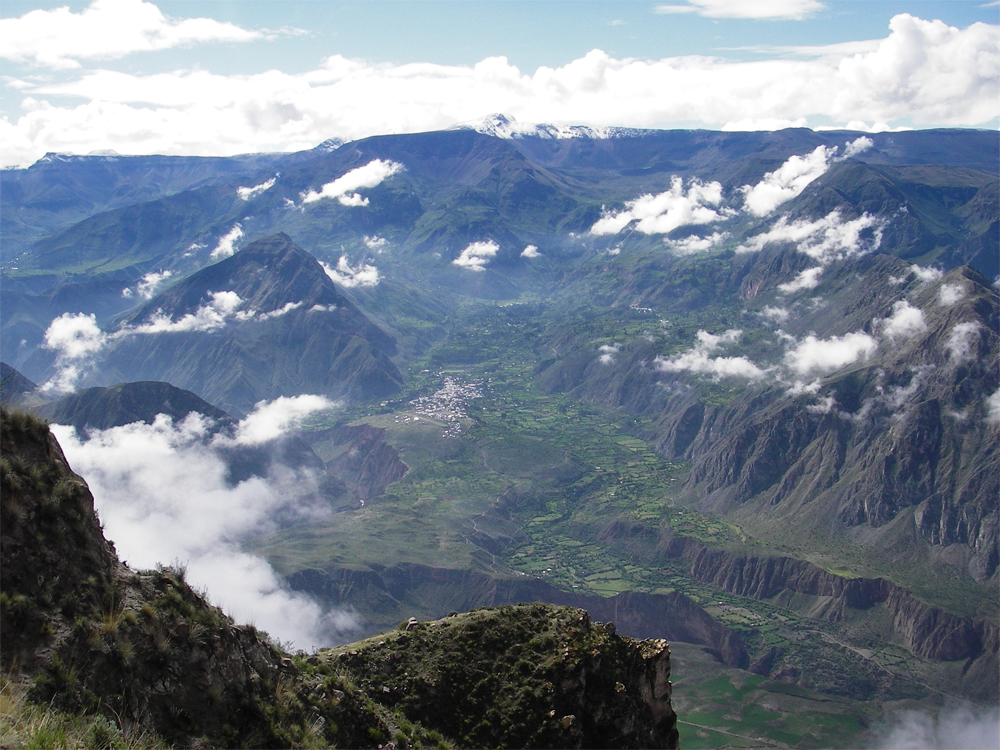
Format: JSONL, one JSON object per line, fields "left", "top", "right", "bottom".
{"left": 451, "top": 113, "right": 647, "bottom": 140}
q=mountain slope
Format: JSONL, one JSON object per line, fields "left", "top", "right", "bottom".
{"left": 0, "top": 408, "right": 679, "bottom": 749}
{"left": 37, "top": 234, "right": 404, "bottom": 415}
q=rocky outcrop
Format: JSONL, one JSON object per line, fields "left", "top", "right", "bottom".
{"left": 327, "top": 604, "right": 678, "bottom": 749}
{"left": 1, "top": 408, "right": 681, "bottom": 748}
{"left": 288, "top": 561, "right": 747, "bottom": 668}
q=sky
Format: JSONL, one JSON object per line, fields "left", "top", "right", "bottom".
{"left": 0, "top": 0, "right": 997, "bottom": 167}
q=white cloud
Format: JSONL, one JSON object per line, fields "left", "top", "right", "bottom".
{"left": 320, "top": 257, "right": 380, "bottom": 287}
{"left": 40, "top": 312, "right": 111, "bottom": 393}
{"left": 874, "top": 706, "right": 1000, "bottom": 750}
{"left": 987, "top": 387, "right": 1000, "bottom": 426}
{"left": 841, "top": 135, "right": 873, "bottom": 159}
{"left": 761, "top": 306, "right": 790, "bottom": 323}
{"left": 122, "top": 269, "right": 173, "bottom": 300}
{"left": 301, "top": 160, "right": 403, "bottom": 206}
{"left": 665, "top": 232, "right": 728, "bottom": 255}
{"left": 255, "top": 301, "right": 304, "bottom": 321}
{"left": 738, "top": 210, "right": 882, "bottom": 266}
{"left": 133, "top": 290, "right": 244, "bottom": 333}
{"left": 806, "top": 395, "right": 836, "bottom": 414}
{"left": 654, "top": 0, "right": 824, "bottom": 20}
{"left": 0, "top": 0, "right": 261, "bottom": 70}
{"left": 879, "top": 300, "right": 927, "bottom": 341}
{"left": 655, "top": 328, "right": 768, "bottom": 380}
{"left": 453, "top": 240, "right": 500, "bottom": 271}
{"left": 227, "top": 395, "right": 339, "bottom": 445}
{"left": 521, "top": 244, "right": 541, "bottom": 258}
{"left": 741, "top": 145, "right": 837, "bottom": 216}
{"left": 6, "top": 14, "right": 993, "bottom": 168}
{"left": 778, "top": 266, "right": 824, "bottom": 293}
{"left": 944, "top": 321, "right": 981, "bottom": 362}
{"left": 211, "top": 224, "right": 243, "bottom": 260}
{"left": 309, "top": 304, "right": 338, "bottom": 313}
{"left": 938, "top": 283, "right": 967, "bottom": 306}
{"left": 784, "top": 331, "right": 878, "bottom": 375}
{"left": 910, "top": 264, "right": 943, "bottom": 283}
{"left": 598, "top": 343, "right": 620, "bottom": 365}
{"left": 51, "top": 405, "right": 355, "bottom": 650}
{"left": 237, "top": 176, "right": 276, "bottom": 200}
{"left": 364, "top": 235, "right": 388, "bottom": 251}
{"left": 591, "top": 177, "right": 728, "bottom": 235}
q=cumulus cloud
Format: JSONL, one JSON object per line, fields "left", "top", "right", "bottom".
{"left": 655, "top": 329, "right": 768, "bottom": 380}
{"left": 874, "top": 706, "right": 1000, "bottom": 750}
{"left": 254, "top": 301, "right": 304, "bottom": 321}
{"left": 40, "top": 312, "right": 111, "bottom": 393}
{"left": 879, "top": 300, "right": 927, "bottom": 341}
{"left": 784, "top": 331, "right": 878, "bottom": 375}
{"left": 944, "top": 322, "right": 981, "bottom": 362}
{"left": 363, "top": 235, "right": 388, "bottom": 251}
{"left": 211, "top": 224, "right": 243, "bottom": 260}
{"left": 591, "top": 177, "right": 728, "bottom": 236}
{"left": 910, "top": 264, "right": 943, "bottom": 283}
{"left": 453, "top": 240, "right": 500, "bottom": 271}
{"left": 521, "top": 244, "right": 541, "bottom": 258}
{"left": 320, "top": 257, "right": 380, "bottom": 287}
{"left": 778, "top": 266, "right": 824, "bottom": 293}
{"left": 761, "top": 306, "right": 790, "bottom": 323}
{"left": 228, "top": 395, "right": 338, "bottom": 445}
{"left": 665, "top": 232, "right": 728, "bottom": 256}
{"left": 51, "top": 401, "right": 355, "bottom": 650}
{"left": 301, "top": 160, "right": 403, "bottom": 206}
{"left": 133, "top": 290, "right": 244, "bottom": 333}
{"left": 123, "top": 269, "right": 173, "bottom": 300}
{"left": 987, "top": 388, "right": 1000, "bottom": 426}
{"left": 2, "top": 14, "right": 997, "bottom": 167}
{"left": 741, "top": 145, "right": 837, "bottom": 216}
{"left": 739, "top": 210, "right": 883, "bottom": 268}
{"left": 0, "top": 0, "right": 261, "bottom": 70}
{"left": 842, "top": 135, "right": 874, "bottom": 159}
{"left": 938, "top": 283, "right": 967, "bottom": 306}
{"left": 237, "top": 176, "right": 276, "bottom": 200}
{"left": 598, "top": 343, "right": 620, "bottom": 365}
{"left": 654, "top": 0, "right": 824, "bottom": 20}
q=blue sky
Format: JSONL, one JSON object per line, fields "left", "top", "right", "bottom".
{"left": 1, "top": 0, "right": 997, "bottom": 165}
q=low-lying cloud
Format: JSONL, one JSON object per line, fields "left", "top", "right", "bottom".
{"left": 944, "top": 321, "right": 981, "bottom": 362}
{"left": 879, "top": 300, "right": 927, "bottom": 341}
{"left": 321, "top": 257, "right": 380, "bottom": 287}
{"left": 656, "top": 329, "right": 768, "bottom": 380}
{"left": 873, "top": 705, "right": 1000, "bottom": 750}
{"left": 51, "top": 396, "right": 351, "bottom": 650}
{"left": 784, "top": 331, "right": 878, "bottom": 375}
{"left": 665, "top": 232, "right": 727, "bottom": 256}
{"left": 301, "top": 160, "right": 403, "bottom": 206}
{"left": 211, "top": 224, "right": 244, "bottom": 260}
{"left": 590, "top": 177, "right": 728, "bottom": 236}
{"left": 453, "top": 240, "right": 500, "bottom": 271}
{"left": 133, "top": 290, "right": 245, "bottom": 333}
{"left": 237, "top": 176, "right": 276, "bottom": 200}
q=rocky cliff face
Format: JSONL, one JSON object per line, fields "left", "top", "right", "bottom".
{"left": 327, "top": 604, "right": 678, "bottom": 750}
{"left": 661, "top": 534, "right": 999, "bottom": 700}
{"left": 1, "top": 408, "right": 680, "bottom": 748}
{"left": 288, "top": 561, "right": 747, "bottom": 669}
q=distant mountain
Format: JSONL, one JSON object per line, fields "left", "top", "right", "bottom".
{"left": 97, "top": 234, "right": 402, "bottom": 415}
{"left": 0, "top": 362, "right": 35, "bottom": 405}
{"left": 34, "top": 380, "right": 232, "bottom": 431}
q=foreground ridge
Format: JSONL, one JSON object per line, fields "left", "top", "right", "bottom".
{"left": 0, "top": 407, "right": 679, "bottom": 749}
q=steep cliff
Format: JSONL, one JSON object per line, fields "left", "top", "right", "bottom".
{"left": 0, "top": 408, "right": 680, "bottom": 748}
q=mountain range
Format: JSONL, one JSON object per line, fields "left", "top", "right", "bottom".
{"left": 1, "top": 121, "right": 997, "bottom": 748}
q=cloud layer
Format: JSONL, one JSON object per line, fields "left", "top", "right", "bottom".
{"left": 302, "top": 160, "right": 403, "bottom": 206}
{"left": 591, "top": 177, "right": 727, "bottom": 236}
{"left": 2, "top": 13, "right": 996, "bottom": 167}
{"left": 453, "top": 240, "right": 500, "bottom": 271}
{"left": 51, "top": 399, "right": 351, "bottom": 650}
{"left": 0, "top": 0, "right": 261, "bottom": 70}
